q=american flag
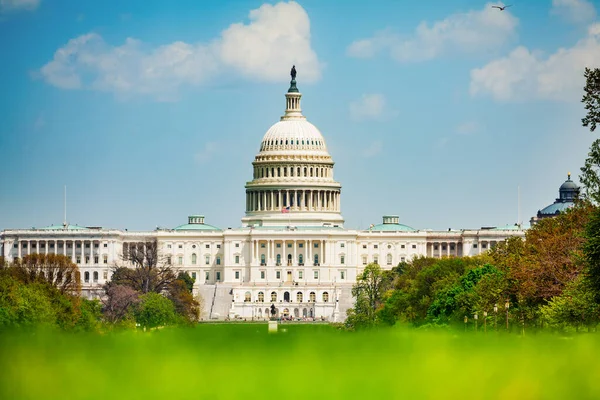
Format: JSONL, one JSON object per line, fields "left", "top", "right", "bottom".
{"left": 281, "top": 206, "right": 290, "bottom": 213}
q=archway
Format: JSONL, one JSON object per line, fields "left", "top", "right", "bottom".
{"left": 284, "top": 291, "right": 290, "bottom": 302}
{"left": 282, "top": 308, "right": 289, "bottom": 318}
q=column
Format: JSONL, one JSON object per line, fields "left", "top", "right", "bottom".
{"left": 72, "top": 241, "right": 76, "bottom": 262}
{"left": 307, "top": 240, "right": 312, "bottom": 265}
{"left": 270, "top": 191, "right": 274, "bottom": 211}
{"left": 286, "top": 190, "right": 290, "bottom": 207}
{"left": 18, "top": 241, "right": 21, "bottom": 258}
{"left": 293, "top": 240, "right": 297, "bottom": 266}
{"left": 278, "top": 190, "right": 282, "bottom": 210}
{"left": 322, "top": 240, "right": 326, "bottom": 265}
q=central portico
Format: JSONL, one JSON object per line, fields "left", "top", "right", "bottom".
{"left": 242, "top": 70, "right": 343, "bottom": 228}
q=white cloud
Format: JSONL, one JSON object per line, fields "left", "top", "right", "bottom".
{"left": 470, "top": 23, "right": 600, "bottom": 101}
{"left": 362, "top": 140, "right": 383, "bottom": 158}
{"left": 195, "top": 142, "right": 218, "bottom": 164}
{"left": 38, "top": 1, "right": 321, "bottom": 100}
{"left": 347, "top": 3, "right": 518, "bottom": 62}
{"left": 551, "top": 0, "right": 597, "bottom": 24}
{"left": 0, "top": 0, "right": 39, "bottom": 12}
{"left": 349, "top": 93, "right": 386, "bottom": 121}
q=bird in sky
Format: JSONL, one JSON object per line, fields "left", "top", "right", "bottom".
{"left": 492, "top": 4, "right": 512, "bottom": 11}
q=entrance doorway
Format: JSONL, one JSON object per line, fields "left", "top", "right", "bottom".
{"left": 282, "top": 308, "right": 290, "bottom": 318}
{"left": 286, "top": 271, "right": 292, "bottom": 282}
{"left": 284, "top": 291, "right": 290, "bottom": 302}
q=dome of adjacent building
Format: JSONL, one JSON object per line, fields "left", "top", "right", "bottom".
{"left": 173, "top": 215, "right": 221, "bottom": 231}
{"left": 369, "top": 215, "right": 417, "bottom": 232}
{"left": 39, "top": 224, "right": 89, "bottom": 231}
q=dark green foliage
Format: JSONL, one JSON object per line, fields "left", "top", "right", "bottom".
{"left": 583, "top": 206, "right": 600, "bottom": 302}
{"left": 582, "top": 67, "right": 600, "bottom": 133}
{"left": 134, "top": 292, "right": 177, "bottom": 329}
{"left": 176, "top": 271, "right": 195, "bottom": 293}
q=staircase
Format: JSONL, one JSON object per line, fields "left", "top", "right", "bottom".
{"left": 197, "top": 284, "right": 233, "bottom": 320}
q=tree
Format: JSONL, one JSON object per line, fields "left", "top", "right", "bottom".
{"left": 580, "top": 68, "right": 600, "bottom": 203}
{"left": 583, "top": 206, "right": 600, "bottom": 302}
{"left": 176, "top": 271, "right": 195, "bottom": 292}
{"left": 114, "top": 239, "right": 176, "bottom": 294}
{"left": 102, "top": 284, "right": 139, "bottom": 324}
{"left": 134, "top": 292, "right": 176, "bottom": 329}
{"left": 10, "top": 254, "right": 81, "bottom": 294}
{"left": 346, "top": 263, "right": 389, "bottom": 328}
{"left": 167, "top": 279, "right": 201, "bottom": 323}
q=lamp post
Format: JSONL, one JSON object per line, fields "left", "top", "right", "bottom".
{"left": 464, "top": 315, "right": 468, "bottom": 332}
{"left": 483, "top": 311, "right": 488, "bottom": 333}
{"left": 474, "top": 313, "right": 478, "bottom": 332}
{"left": 493, "top": 303, "right": 498, "bottom": 331}
{"left": 505, "top": 299, "right": 510, "bottom": 331}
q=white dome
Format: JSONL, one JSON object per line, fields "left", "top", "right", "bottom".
{"left": 259, "top": 119, "right": 329, "bottom": 155}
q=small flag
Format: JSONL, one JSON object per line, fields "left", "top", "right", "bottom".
{"left": 281, "top": 206, "right": 290, "bottom": 213}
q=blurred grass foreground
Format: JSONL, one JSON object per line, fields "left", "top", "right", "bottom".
{"left": 1, "top": 324, "right": 599, "bottom": 400}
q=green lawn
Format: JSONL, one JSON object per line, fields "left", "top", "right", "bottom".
{"left": 1, "top": 324, "right": 598, "bottom": 399}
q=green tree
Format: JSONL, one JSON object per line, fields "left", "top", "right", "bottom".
{"left": 134, "top": 292, "right": 176, "bottom": 329}
{"left": 176, "top": 271, "right": 195, "bottom": 293}
{"left": 580, "top": 67, "right": 600, "bottom": 203}
{"left": 346, "top": 263, "right": 389, "bottom": 329}
{"left": 541, "top": 275, "right": 599, "bottom": 332}
{"left": 583, "top": 206, "right": 600, "bottom": 302}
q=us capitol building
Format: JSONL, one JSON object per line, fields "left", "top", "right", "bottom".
{"left": 0, "top": 69, "right": 526, "bottom": 321}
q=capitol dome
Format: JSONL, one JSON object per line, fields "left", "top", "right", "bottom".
{"left": 242, "top": 67, "right": 344, "bottom": 228}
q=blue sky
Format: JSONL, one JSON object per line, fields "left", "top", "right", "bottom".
{"left": 0, "top": 0, "right": 599, "bottom": 231}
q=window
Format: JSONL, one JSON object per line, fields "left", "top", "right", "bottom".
{"left": 373, "top": 256, "right": 378, "bottom": 265}
{"left": 434, "top": 245, "right": 439, "bottom": 250}
{"left": 340, "top": 271, "right": 345, "bottom": 280}
{"left": 76, "top": 257, "right": 81, "bottom": 264}
{"left": 93, "top": 271, "right": 98, "bottom": 283}
{"left": 442, "top": 245, "right": 447, "bottom": 251}
{"left": 216, "top": 271, "right": 221, "bottom": 281}
{"left": 314, "top": 254, "right": 319, "bottom": 265}
{"left": 85, "top": 243, "right": 90, "bottom": 249}
{"left": 50, "top": 243, "right": 55, "bottom": 249}
{"left": 323, "top": 292, "right": 329, "bottom": 302}
{"left": 192, "top": 245, "right": 196, "bottom": 249}
{"left": 261, "top": 254, "right": 266, "bottom": 265}
{"left": 299, "top": 243, "right": 304, "bottom": 248}
{"left": 314, "top": 270, "right": 319, "bottom": 279}
{"left": 298, "top": 254, "right": 303, "bottom": 265}
{"left": 473, "top": 244, "right": 478, "bottom": 249}
{"left": 362, "top": 244, "right": 367, "bottom": 249}
{"left": 258, "top": 292, "right": 264, "bottom": 302}
{"left": 276, "top": 254, "right": 281, "bottom": 265}
{"left": 192, "top": 272, "right": 197, "bottom": 280}
{"left": 309, "top": 292, "right": 316, "bottom": 302}
{"left": 13, "top": 243, "right": 17, "bottom": 248}
{"left": 387, "top": 254, "right": 392, "bottom": 265}
{"left": 167, "top": 256, "right": 172, "bottom": 265}
{"left": 340, "top": 255, "right": 345, "bottom": 264}
{"left": 104, "top": 243, "right": 108, "bottom": 248}
{"left": 94, "top": 256, "right": 99, "bottom": 264}
{"left": 85, "top": 256, "right": 90, "bottom": 264}
{"left": 401, "top": 257, "right": 406, "bottom": 262}
{"left": 103, "top": 255, "right": 108, "bottom": 264}
{"left": 217, "top": 244, "right": 221, "bottom": 249}
{"left": 216, "top": 256, "right": 221, "bottom": 266}
{"left": 235, "top": 271, "right": 240, "bottom": 280}
{"left": 276, "top": 243, "right": 281, "bottom": 248}
{"left": 401, "top": 245, "right": 405, "bottom": 249}
{"left": 374, "top": 245, "right": 378, "bottom": 249}
{"left": 178, "top": 244, "right": 183, "bottom": 249}
{"left": 340, "top": 243, "right": 345, "bottom": 248}
{"left": 94, "top": 244, "right": 99, "bottom": 248}
{"left": 287, "top": 244, "right": 292, "bottom": 248}
{"left": 84, "top": 272, "right": 89, "bottom": 283}
{"left": 412, "top": 245, "right": 417, "bottom": 249}
{"left": 178, "top": 256, "right": 183, "bottom": 265}
{"left": 167, "top": 244, "right": 172, "bottom": 249}
{"left": 261, "top": 243, "right": 266, "bottom": 248}
{"left": 206, "top": 244, "right": 210, "bottom": 249}
{"left": 205, "top": 255, "right": 210, "bottom": 265}
{"left": 298, "top": 270, "right": 303, "bottom": 279}
{"left": 235, "top": 243, "right": 240, "bottom": 248}
{"left": 276, "top": 271, "right": 281, "bottom": 280}
{"left": 482, "top": 244, "right": 487, "bottom": 249}
{"left": 297, "top": 292, "right": 303, "bottom": 302}
{"left": 362, "top": 256, "right": 367, "bottom": 265}
{"left": 261, "top": 271, "right": 265, "bottom": 279}
{"left": 271, "top": 292, "right": 277, "bottom": 302}
{"left": 314, "top": 243, "right": 319, "bottom": 248}
{"left": 191, "top": 254, "right": 197, "bottom": 264}
{"left": 103, "top": 271, "right": 108, "bottom": 280}
{"left": 244, "top": 292, "right": 251, "bottom": 302}
{"left": 205, "top": 271, "right": 210, "bottom": 281}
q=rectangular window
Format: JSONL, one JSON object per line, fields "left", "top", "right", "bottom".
{"left": 167, "top": 256, "right": 172, "bottom": 265}
{"left": 235, "top": 271, "right": 240, "bottom": 279}
{"left": 178, "top": 244, "right": 183, "bottom": 249}
{"left": 362, "top": 256, "right": 367, "bottom": 265}
{"left": 276, "top": 243, "right": 281, "bottom": 248}
{"left": 85, "top": 256, "right": 90, "bottom": 263}
{"left": 216, "top": 271, "right": 221, "bottom": 282}
{"left": 373, "top": 256, "right": 378, "bottom": 264}
{"left": 276, "top": 271, "right": 281, "bottom": 279}
{"left": 216, "top": 257, "right": 221, "bottom": 266}
{"left": 205, "top": 256, "right": 210, "bottom": 265}
{"left": 314, "top": 243, "right": 319, "bottom": 248}
{"left": 261, "top": 243, "right": 266, "bottom": 248}
{"left": 103, "top": 255, "right": 108, "bottom": 264}
{"left": 412, "top": 244, "right": 417, "bottom": 249}
{"left": 13, "top": 243, "right": 17, "bottom": 248}
{"left": 235, "top": 243, "right": 240, "bottom": 248}
{"left": 216, "top": 244, "right": 221, "bottom": 249}
{"left": 167, "top": 244, "right": 172, "bottom": 249}
{"left": 482, "top": 244, "right": 487, "bottom": 249}
{"left": 85, "top": 244, "right": 90, "bottom": 249}
{"left": 314, "top": 270, "right": 319, "bottom": 279}
{"left": 103, "top": 271, "right": 108, "bottom": 280}
{"left": 374, "top": 245, "right": 378, "bottom": 249}
{"left": 340, "top": 243, "right": 345, "bottom": 248}
{"left": 340, "top": 270, "right": 346, "bottom": 280}
{"left": 192, "top": 272, "right": 197, "bottom": 280}
{"left": 40, "top": 243, "right": 45, "bottom": 249}
{"left": 104, "top": 243, "right": 108, "bottom": 248}
{"left": 401, "top": 257, "right": 406, "bottom": 262}
{"left": 205, "top": 271, "right": 210, "bottom": 281}
{"left": 298, "top": 270, "right": 303, "bottom": 279}
{"left": 206, "top": 244, "right": 210, "bottom": 249}
{"left": 178, "top": 256, "right": 183, "bottom": 265}
{"left": 434, "top": 245, "right": 439, "bottom": 250}
{"left": 94, "top": 244, "right": 99, "bottom": 248}
{"left": 76, "top": 257, "right": 81, "bottom": 264}
{"left": 94, "top": 256, "right": 99, "bottom": 264}
{"left": 261, "top": 271, "right": 265, "bottom": 279}
{"left": 341, "top": 255, "right": 345, "bottom": 264}
{"left": 362, "top": 244, "right": 367, "bottom": 249}
{"left": 299, "top": 243, "right": 304, "bottom": 248}
{"left": 287, "top": 244, "right": 292, "bottom": 248}
{"left": 401, "top": 245, "right": 405, "bottom": 249}
{"left": 235, "top": 255, "right": 240, "bottom": 264}
{"left": 76, "top": 244, "right": 81, "bottom": 249}
{"left": 473, "top": 244, "right": 478, "bottom": 249}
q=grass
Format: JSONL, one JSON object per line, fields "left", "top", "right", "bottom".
{"left": 1, "top": 324, "right": 599, "bottom": 399}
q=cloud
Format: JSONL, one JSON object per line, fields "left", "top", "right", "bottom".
{"left": 551, "top": 0, "right": 597, "bottom": 24}
{"left": 347, "top": 3, "right": 518, "bottom": 62}
{"left": 362, "top": 140, "right": 383, "bottom": 158}
{"left": 33, "top": 113, "right": 45, "bottom": 130}
{"left": 0, "top": 0, "right": 39, "bottom": 12}
{"left": 470, "top": 23, "right": 600, "bottom": 101}
{"left": 455, "top": 121, "right": 481, "bottom": 135}
{"left": 349, "top": 93, "right": 386, "bottom": 121}
{"left": 195, "top": 142, "right": 218, "bottom": 164}
{"left": 38, "top": 1, "right": 321, "bottom": 100}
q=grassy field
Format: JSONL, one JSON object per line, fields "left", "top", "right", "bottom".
{"left": 1, "top": 323, "right": 599, "bottom": 399}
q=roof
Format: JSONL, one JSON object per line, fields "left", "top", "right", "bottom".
{"left": 370, "top": 223, "right": 417, "bottom": 232}
{"left": 538, "top": 201, "right": 574, "bottom": 216}
{"left": 491, "top": 224, "right": 523, "bottom": 231}
{"left": 173, "top": 223, "right": 221, "bottom": 231}
{"left": 39, "top": 224, "right": 90, "bottom": 231}
{"left": 259, "top": 119, "right": 329, "bottom": 156}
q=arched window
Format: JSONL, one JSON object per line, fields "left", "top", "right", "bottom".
{"left": 271, "top": 168, "right": 274, "bottom": 177}
{"left": 191, "top": 253, "right": 197, "bottom": 264}
{"left": 310, "top": 167, "right": 313, "bottom": 177}
{"left": 298, "top": 254, "right": 303, "bottom": 265}
{"left": 304, "top": 167, "right": 307, "bottom": 176}
{"left": 258, "top": 292, "right": 264, "bottom": 302}
{"left": 297, "top": 292, "right": 303, "bottom": 302}
{"left": 93, "top": 271, "right": 98, "bottom": 282}
{"left": 84, "top": 271, "right": 89, "bottom": 283}
{"left": 276, "top": 254, "right": 281, "bottom": 265}
{"left": 314, "top": 254, "right": 319, "bottom": 265}
{"left": 271, "top": 291, "right": 277, "bottom": 302}
{"left": 284, "top": 291, "right": 290, "bottom": 302}
{"left": 387, "top": 254, "right": 392, "bottom": 265}
{"left": 323, "top": 292, "right": 329, "bottom": 302}
{"left": 309, "top": 292, "right": 316, "bottom": 302}
{"left": 297, "top": 167, "right": 300, "bottom": 176}
{"left": 244, "top": 291, "right": 251, "bottom": 302}
{"left": 316, "top": 168, "right": 319, "bottom": 177}
{"left": 261, "top": 254, "right": 266, "bottom": 265}
{"left": 277, "top": 167, "right": 281, "bottom": 177}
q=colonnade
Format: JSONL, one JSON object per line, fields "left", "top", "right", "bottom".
{"left": 246, "top": 189, "right": 340, "bottom": 213}
{"left": 253, "top": 164, "right": 331, "bottom": 179}
{"left": 11, "top": 239, "right": 112, "bottom": 266}
{"left": 250, "top": 239, "right": 326, "bottom": 267}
